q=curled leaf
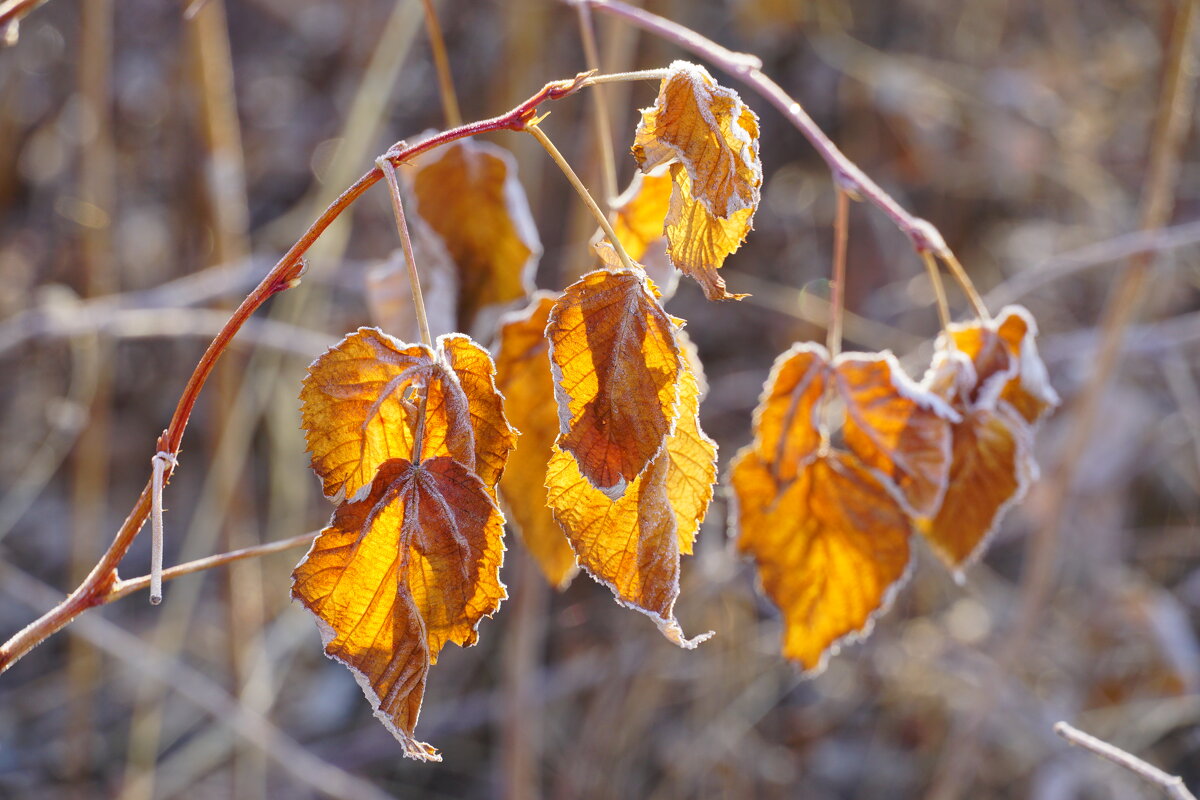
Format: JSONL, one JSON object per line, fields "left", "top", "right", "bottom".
{"left": 632, "top": 61, "right": 761, "bottom": 301}
{"left": 411, "top": 138, "right": 541, "bottom": 330}
{"left": 291, "top": 457, "right": 507, "bottom": 761}
{"left": 495, "top": 294, "right": 579, "bottom": 588}
{"left": 546, "top": 353, "right": 716, "bottom": 647}
{"left": 547, "top": 268, "right": 682, "bottom": 492}
{"left": 731, "top": 449, "right": 912, "bottom": 673}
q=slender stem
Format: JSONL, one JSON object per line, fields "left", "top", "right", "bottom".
{"left": 0, "top": 71, "right": 598, "bottom": 675}
{"left": 376, "top": 156, "right": 434, "bottom": 349}
{"left": 419, "top": 0, "right": 463, "bottom": 128}
{"left": 922, "top": 251, "right": 952, "bottom": 334}
{"left": 106, "top": 532, "right": 314, "bottom": 604}
{"left": 576, "top": 0, "right": 619, "bottom": 204}
{"left": 938, "top": 250, "right": 990, "bottom": 321}
{"left": 526, "top": 121, "right": 639, "bottom": 273}
{"left": 149, "top": 452, "right": 175, "bottom": 604}
{"left": 826, "top": 189, "right": 849, "bottom": 356}
{"left": 582, "top": 68, "right": 670, "bottom": 86}
{"left": 583, "top": 0, "right": 950, "bottom": 257}
{"left": 1054, "top": 722, "right": 1197, "bottom": 800}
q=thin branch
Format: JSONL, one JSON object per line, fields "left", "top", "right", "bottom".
{"left": 1054, "top": 721, "right": 1197, "bottom": 800}
{"left": 576, "top": 0, "right": 620, "bottom": 204}
{"left": 826, "top": 189, "right": 850, "bottom": 356}
{"left": 526, "top": 120, "right": 639, "bottom": 273}
{"left": 420, "top": 0, "right": 463, "bottom": 128}
{"left": 149, "top": 452, "right": 177, "bottom": 605}
{"left": 0, "top": 70, "right": 600, "bottom": 674}
{"left": 106, "top": 532, "right": 314, "bottom": 604}
{"left": 377, "top": 156, "right": 434, "bottom": 349}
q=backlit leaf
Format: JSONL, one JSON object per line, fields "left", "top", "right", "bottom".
{"left": 632, "top": 61, "right": 761, "bottom": 301}
{"left": 749, "top": 342, "right": 828, "bottom": 484}
{"left": 917, "top": 401, "right": 1035, "bottom": 570}
{"left": 545, "top": 353, "right": 715, "bottom": 647}
{"left": 291, "top": 456, "right": 507, "bottom": 761}
{"left": 547, "top": 267, "right": 682, "bottom": 492}
{"left": 411, "top": 138, "right": 541, "bottom": 330}
{"left": 836, "top": 352, "right": 958, "bottom": 517}
{"left": 495, "top": 294, "right": 579, "bottom": 588}
{"left": 611, "top": 165, "right": 673, "bottom": 262}
{"left": 731, "top": 448, "right": 912, "bottom": 673}
{"left": 300, "top": 329, "right": 514, "bottom": 502}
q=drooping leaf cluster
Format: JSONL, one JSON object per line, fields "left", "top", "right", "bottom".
{"left": 293, "top": 61, "right": 1059, "bottom": 759}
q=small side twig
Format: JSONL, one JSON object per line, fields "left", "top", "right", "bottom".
{"left": 376, "top": 156, "right": 434, "bottom": 349}
{"left": 1054, "top": 721, "right": 1197, "bottom": 800}
{"left": 826, "top": 189, "right": 850, "bottom": 356}
{"left": 149, "top": 451, "right": 177, "bottom": 605}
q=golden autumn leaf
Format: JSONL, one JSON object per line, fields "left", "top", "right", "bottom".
{"left": 495, "top": 294, "right": 579, "bottom": 588}
{"left": 292, "top": 456, "right": 507, "bottom": 761}
{"left": 740, "top": 342, "right": 956, "bottom": 516}
{"left": 731, "top": 448, "right": 912, "bottom": 673}
{"left": 749, "top": 342, "right": 828, "bottom": 484}
{"left": 411, "top": 138, "right": 541, "bottom": 331}
{"left": 913, "top": 334, "right": 1045, "bottom": 571}
{"left": 300, "top": 328, "right": 515, "bottom": 502}
{"left": 917, "top": 400, "right": 1035, "bottom": 570}
{"left": 835, "top": 351, "right": 959, "bottom": 518}
{"left": 632, "top": 61, "right": 761, "bottom": 301}
{"left": 546, "top": 267, "right": 682, "bottom": 492}
{"left": 545, "top": 349, "right": 716, "bottom": 647}
{"left": 611, "top": 165, "right": 673, "bottom": 262}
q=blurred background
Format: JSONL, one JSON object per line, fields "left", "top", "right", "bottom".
{"left": 1, "top": 0, "right": 1199, "bottom": 797}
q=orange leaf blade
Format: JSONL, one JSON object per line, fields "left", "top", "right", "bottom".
{"left": 547, "top": 268, "right": 682, "bottom": 491}
{"left": 291, "top": 456, "right": 506, "bottom": 761}
{"left": 299, "top": 329, "right": 436, "bottom": 502}
{"left": 835, "top": 352, "right": 958, "bottom": 518}
{"left": 412, "top": 138, "right": 541, "bottom": 330}
{"left": 632, "top": 61, "right": 761, "bottom": 301}
{"left": 731, "top": 449, "right": 912, "bottom": 672}
{"left": 545, "top": 349, "right": 715, "bottom": 647}
{"left": 495, "top": 295, "right": 579, "bottom": 588}
{"left": 918, "top": 404, "right": 1036, "bottom": 570}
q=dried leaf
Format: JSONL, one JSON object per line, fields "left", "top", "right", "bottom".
{"left": 495, "top": 294, "right": 579, "bottom": 588}
{"left": 836, "top": 352, "right": 958, "bottom": 518}
{"left": 943, "top": 305, "right": 1059, "bottom": 422}
{"left": 917, "top": 402, "right": 1035, "bottom": 570}
{"left": 545, "top": 353, "right": 715, "bottom": 647}
{"left": 411, "top": 138, "right": 541, "bottom": 330}
{"left": 661, "top": 166, "right": 754, "bottom": 301}
{"left": 300, "top": 329, "right": 513, "bottom": 502}
{"left": 439, "top": 333, "right": 519, "bottom": 491}
{"left": 633, "top": 61, "right": 762, "bottom": 218}
{"left": 611, "top": 165, "right": 673, "bottom": 262}
{"left": 546, "top": 268, "right": 682, "bottom": 492}
{"left": 632, "top": 61, "right": 761, "bottom": 301}
{"left": 749, "top": 342, "right": 829, "bottom": 484}
{"left": 292, "top": 456, "right": 507, "bottom": 761}
{"left": 731, "top": 449, "right": 912, "bottom": 673}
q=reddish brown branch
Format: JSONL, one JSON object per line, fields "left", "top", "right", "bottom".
{"left": 0, "top": 72, "right": 593, "bottom": 675}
